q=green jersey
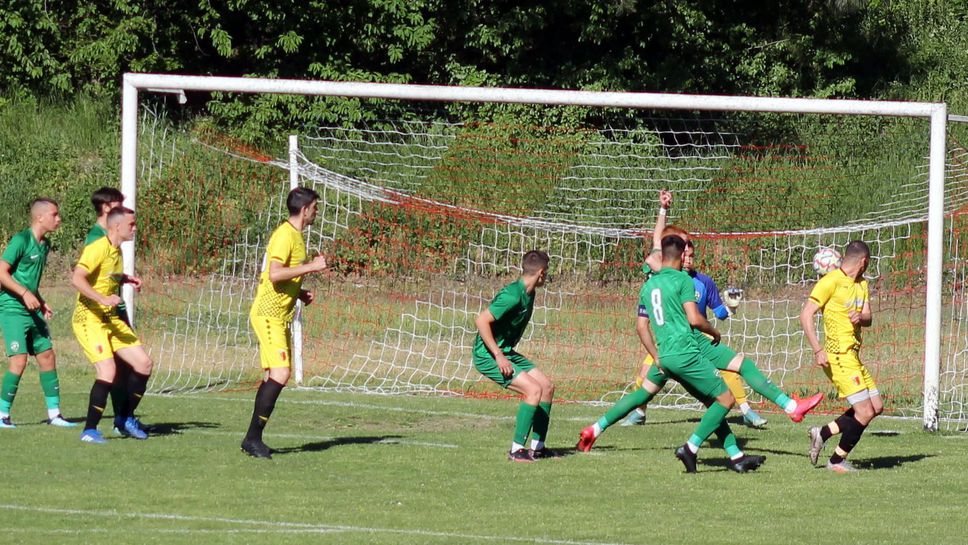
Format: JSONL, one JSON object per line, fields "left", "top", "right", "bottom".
{"left": 473, "top": 278, "right": 534, "bottom": 356}
{"left": 84, "top": 223, "right": 108, "bottom": 245}
{"left": 0, "top": 229, "right": 49, "bottom": 313}
{"left": 640, "top": 267, "right": 698, "bottom": 358}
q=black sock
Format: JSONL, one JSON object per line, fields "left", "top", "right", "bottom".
{"left": 829, "top": 416, "right": 866, "bottom": 464}
{"left": 244, "top": 379, "right": 285, "bottom": 442}
{"left": 85, "top": 380, "right": 113, "bottom": 431}
{"left": 125, "top": 371, "right": 150, "bottom": 416}
{"left": 110, "top": 361, "right": 131, "bottom": 420}
{"left": 821, "top": 409, "right": 856, "bottom": 442}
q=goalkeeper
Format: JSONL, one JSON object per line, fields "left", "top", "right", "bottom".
{"left": 577, "top": 191, "right": 823, "bottom": 453}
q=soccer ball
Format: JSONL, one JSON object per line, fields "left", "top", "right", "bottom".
{"left": 812, "top": 247, "right": 842, "bottom": 275}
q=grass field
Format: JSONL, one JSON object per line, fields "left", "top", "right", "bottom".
{"left": 1, "top": 368, "right": 966, "bottom": 545}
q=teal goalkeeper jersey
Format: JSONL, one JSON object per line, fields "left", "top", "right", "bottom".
{"left": 640, "top": 267, "right": 699, "bottom": 358}
{"left": 473, "top": 278, "right": 534, "bottom": 356}
{"left": 0, "top": 228, "right": 49, "bottom": 314}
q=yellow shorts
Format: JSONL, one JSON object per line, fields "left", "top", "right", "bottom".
{"left": 72, "top": 312, "right": 141, "bottom": 364}
{"left": 823, "top": 349, "right": 876, "bottom": 399}
{"left": 250, "top": 315, "right": 292, "bottom": 370}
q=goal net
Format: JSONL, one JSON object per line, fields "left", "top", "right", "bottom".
{"left": 124, "top": 76, "right": 968, "bottom": 430}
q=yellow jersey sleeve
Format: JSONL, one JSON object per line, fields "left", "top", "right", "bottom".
{"left": 74, "top": 237, "right": 122, "bottom": 317}
{"left": 808, "top": 272, "right": 836, "bottom": 309}
{"left": 76, "top": 236, "right": 108, "bottom": 275}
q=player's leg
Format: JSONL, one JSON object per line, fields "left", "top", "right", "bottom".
{"left": 620, "top": 355, "right": 655, "bottom": 426}
{"left": 113, "top": 344, "right": 153, "bottom": 440}
{"left": 669, "top": 355, "right": 734, "bottom": 473}
{"left": 578, "top": 365, "right": 668, "bottom": 451}
{"left": 722, "top": 353, "right": 822, "bottom": 422}
{"left": 721, "top": 370, "right": 766, "bottom": 428}
{"left": 34, "top": 348, "right": 74, "bottom": 427}
{"left": 506, "top": 371, "right": 542, "bottom": 462}
{"left": 80, "top": 358, "right": 116, "bottom": 444}
{"left": 242, "top": 316, "right": 290, "bottom": 459}
{"left": 677, "top": 378, "right": 765, "bottom": 472}
{"left": 521, "top": 362, "right": 555, "bottom": 456}
{"left": 0, "top": 314, "right": 31, "bottom": 427}
{"left": 822, "top": 352, "right": 879, "bottom": 473}
{"left": 110, "top": 356, "right": 132, "bottom": 434}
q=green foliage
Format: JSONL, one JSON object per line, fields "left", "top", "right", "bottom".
{"left": 0, "top": 95, "right": 118, "bottom": 250}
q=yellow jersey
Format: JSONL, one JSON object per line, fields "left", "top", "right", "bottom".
{"left": 251, "top": 221, "right": 307, "bottom": 321}
{"left": 808, "top": 268, "right": 869, "bottom": 353}
{"left": 73, "top": 236, "right": 123, "bottom": 319}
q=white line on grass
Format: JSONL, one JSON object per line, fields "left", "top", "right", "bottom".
{"left": 0, "top": 503, "right": 636, "bottom": 545}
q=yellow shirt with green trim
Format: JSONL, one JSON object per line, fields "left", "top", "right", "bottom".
{"left": 808, "top": 268, "right": 869, "bottom": 353}
{"left": 251, "top": 221, "right": 307, "bottom": 321}
{"left": 73, "top": 236, "right": 123, "bottom": 319}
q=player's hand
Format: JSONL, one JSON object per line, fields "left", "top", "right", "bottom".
{"left": 496, "top": 354, "right": 513, "bottom": 377}
{"left": 100, "top": 294, "right": 122, "bottom": 308}
{"left": 298, "top": 289, "right": 315, "bottom": 305}
{"left": 41, "top": 302, "right": 53, "bottom": 320}
{"left": 848, "top": 309, "right": 861, "bottom": 325}
{"left": 309, "top": 254, "right": 328, "bottom": 273}
{"left": 722, "top": 287, "right": 743, "bottom": 312}
{"left": 814, "top": 350, "right": 829, "bottom": 367}
{"left": 659, "top": 189, "right": 672, "bottom": 209}
{"left": 21, "top": 290, "right": 41, "bottom": 311}
{"left": 709, "top": 330, "right": 721, "bottom": 345}
{"left": 125, "top": 275, "right": 143, "bottom": 292}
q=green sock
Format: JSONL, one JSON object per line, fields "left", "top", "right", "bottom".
{"left": 513, "top": 402, "right": 538, "bottom": 446}
{"left": 531, "top": 401, "right": 552, "bottom": 442}
{"left": 0, "top": 371, "right": 21, "bottom": 414}
{"left": 39, "top": 370, "right": 61, "bottom": 411}
{"left": 598, "top": 388, "right": 653, "bottom": 430}
{"left": 714, "top": 421, "right": 742, "bottom": 459}
{"left": 738, "top": 359, "right": 788, "bottom": 408}
{"left": 688, "top": 401, "right": 730, "bottom": 450}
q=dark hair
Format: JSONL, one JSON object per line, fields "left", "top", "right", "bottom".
{"left": 106, "top": 206, "right": 135, "bottom": 227}
{"left": 844, "top": 240, "right": 870, "bottom": 260}
{"left": 91, "top": 187, "right": 124, "bottom": 214}
{"left": 287, "top": 186, "right": 320, "bottom": 215}
{"left": 29, "top": 197, "right": 59, "bottom": 212}
{"left": 522, "top": 250, "right": 550, "bottom": 275}
{"left": 661, "top": 234, "right": 686, "bottom": 260}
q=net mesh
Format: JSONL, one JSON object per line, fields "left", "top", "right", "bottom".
{"left": 133, "top": 100, "right": 968, "bottom": 429}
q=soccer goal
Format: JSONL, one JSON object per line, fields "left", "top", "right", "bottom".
{"left": 119, "top": 73, "right": 968, "bottom": 431}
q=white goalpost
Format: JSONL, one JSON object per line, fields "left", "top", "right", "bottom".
{"left": 119, "top": 73, "right": 952, "bottom": 430}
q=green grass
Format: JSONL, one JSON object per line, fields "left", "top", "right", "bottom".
{"left": 0, "top": 371, "right": 966, "bottom": 544}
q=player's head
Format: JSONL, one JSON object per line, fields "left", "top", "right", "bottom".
{"left": 30, "top": 198, "right": 61, "bottom": 233}
{"left": 91, "top": 187, "right": 124, "bottom": 218}
{"left": 107, "top": 206, "right": 136, "bottom": 242}
{"left": 522, "top": 250, "right": 550, "bottom": 287}
{"left": 661, "top": 234, "right": 686, "bottom": 268}
{"left": 287, "top": 186, "right": 320, "bottom": 223}
{"left": 682, "top": 240, "right": 696, "bottom": 272}
{"left": 662, "top": 225, "right": 690, "bottom": 244}
{"left": 843, "top": 240, "right": 870, "bottom": 276}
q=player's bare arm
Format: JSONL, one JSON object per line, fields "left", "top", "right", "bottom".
{"left": 644, "top": 190, "right": 672, "bottom": 272}
{"left": 475, "top": 309, "right": 512, "bottom": 376}
{"left": 684, "top": 300, "right": 720, "bottom": 344}
{"left": 71, "top": 266, "right": 121, "bottom": 307}
{"left": 0, "top": 260, "right": 41, "bottom": 311}
{"left": 636, "top": 315, "right": 660, "bottom": 371}
{"left": 849, "top": 301, "right": 872, "bottom": 327}
{"left": 799, "top": 299, "right": 828, "bottom": 367}
{"left": 268, "top": 254, "right": 328, "bottom": 283}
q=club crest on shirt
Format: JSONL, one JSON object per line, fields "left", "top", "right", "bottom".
{"left": 9, "top": 341, "right": 19, "bottom": 352}
{"left": 279, "top": 349, "right": 288, "bottom": 362}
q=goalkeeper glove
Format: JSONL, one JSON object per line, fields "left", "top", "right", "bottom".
{"left": 722, "top": 287, "right": 744, "bottom": 313}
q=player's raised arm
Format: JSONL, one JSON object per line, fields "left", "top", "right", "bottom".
{"left": 644, "top": 190, "right": 672, "bottom": 272}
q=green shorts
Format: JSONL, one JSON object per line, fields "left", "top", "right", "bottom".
{"left": 697, "top": 337, "right": 739, "bottom": 370}
{"left": 0, "top": 310, "right": 52, "bottom": 357}
{"left": 659, "top": 352, "right": 727, "bottom": 400}
{"left": 473, "top": 350, "right": 535, "bottom": 388}
{"left": 644, "top": 364, "right": 715, "bottom": 406}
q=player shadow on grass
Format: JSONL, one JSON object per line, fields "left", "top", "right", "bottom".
{"left": 139, "top": 421, "right": 221, "bottom": 436}
{"left": 272, "top": 435, "right": 405, "bottom": 455}
{"left": 850, "top": 453, "right": 932, "bottom": 470}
